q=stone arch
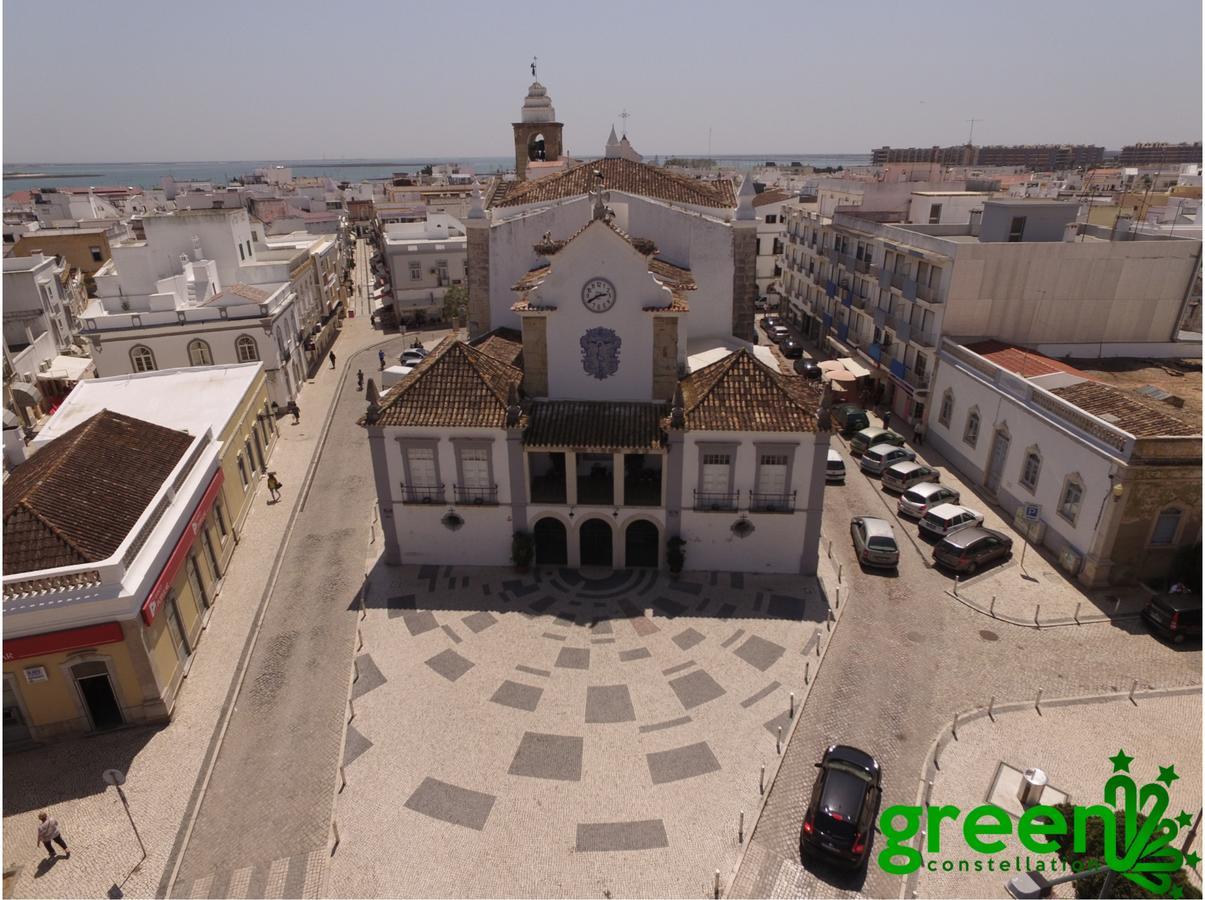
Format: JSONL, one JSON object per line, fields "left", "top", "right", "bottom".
{"left": 623, "top": 518, "right": 660, "bottom": 568}
{"left": 532, "top": 516, "right": 568, "bottom": 566}
{"left": 578, "top": 517, "right": 613, "bottom": 567}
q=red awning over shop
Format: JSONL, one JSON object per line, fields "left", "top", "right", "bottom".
{"left": 140, "top": 469, "right": 225, "bottom": 626}
{"left": 3, "top": 621, "right": 124, "bottom": 662}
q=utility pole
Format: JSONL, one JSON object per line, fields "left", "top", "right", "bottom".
{"left": 967, "top": 118, "right": 982, "bottom": 145}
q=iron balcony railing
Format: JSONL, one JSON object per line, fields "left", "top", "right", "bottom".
{"left": 694, "top": 490, "right": 738, "bottom": 512}
{"left": 750, "top": 491, "right": 796, "bottom": 513}
{"left": 401, "top": 483, "right": 446, "bottom": 504}
{"left": 454, "top": 485, "right": 498, "bottom": 506}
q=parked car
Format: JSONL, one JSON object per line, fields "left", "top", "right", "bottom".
{"left": 781, "top": 338, "right": 804, "bottom": 359}
{"left": 881, "top": 461, "right": 941, "bottom": 493}
{"left": 795, "top": 360, "right": 822, "bottom": 380}
{"left": 849, "top": 427, "right": 905, "bottom": 457}
{"left": 850, "top": 516, "right": 899, "bottom": 569}
{"left": 760, "top": 315, "right": 782, "bottom": 333}
{"left": 932, "top": 527, "right": 1013, "bottom": 575}
{"left": 826, "top": 449, "right": 846, "bottom": 483}
{"left": 768, "top": 325, "right": 791, "bottom": 344}
{"left": 918, "top": 503, "right": 985, "bottom": 539}
{"left": 1142, "top": 592, "right": 1203, "bottom": 644}
{"left": 801, "top": 745, "right": 882, "bottom": 868}
{"left": 833, "top": 405, "right": 870, "bottom": 437}
{"left": 401, "top": 350, "right": 426, "bottom": 366}
{"left": 897, "top": 482, "right": 961, "bottom": 518}
{"left": 859, "top": 443, "right": 916, "bottom": 475}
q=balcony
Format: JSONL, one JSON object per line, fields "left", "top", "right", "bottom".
{"left": 750, "top": 491, "right": 796, "bottom": 513}
{"left": 454, "top": 485, "right": 499, "bottom": 506}
{"left": 694, "top": 490, "right": 738, "bottom": 512}
{"left": 888, "top": 315, "right": 912, "bottom": 343}
{"left": 911, "top": 329, "right": 937, "bottom": 348}
{"left": 916, "top": 281, "right": 942, "bottom": 304}
{"left": 402, "top": 484, "right": 446, "bottom": 505}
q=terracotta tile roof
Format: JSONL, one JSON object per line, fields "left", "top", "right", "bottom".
{"left": 524, "top": 400, "right": 666, "bottom": 451}
{"left": 1049, "top": 381, "right": 1198, "bottom": 436}
{"left": 643, "top": 294, "right": 690, "bottom": 312}
{"left": 677, "top": 348, "right": 821, "bottom": 432}
{"left": 512, "top": 265, "right": 552, "bottom": 291}
{"left": 964, "top": 340, "right": 1082, "bottom": 378}
{"left": 648, "top": 258, "right": 696, "bottom": 291}
{"left": 511, "top": 296, "right": 558, "bottom": 312}
{"left": 373, "top": 337, "right": 523, "bottom": 428}
{"left": 470, "top": 327, "right": 524, "bottom": 367}
{"left": 207, "top": 282, "right": 271, "bottom": 305}
{"left": 3, "top": 410, "right": 193, "bottom": 575}
{"left": 752, "top": 189, "right": 792, "bottom": 208}
{"left": 490, "top": 158, "right": 736, "bottom": 210}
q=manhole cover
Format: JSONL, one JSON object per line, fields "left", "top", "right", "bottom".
{"left": 905, "top": 631, "right": 925, "bottom": 644}
{"left": 979, "top": 629, "right": 1000, "bottom": 642}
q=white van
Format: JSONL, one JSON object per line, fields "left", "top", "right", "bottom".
{"left": 826, "top": 449, "right": 846, "bottom": 483}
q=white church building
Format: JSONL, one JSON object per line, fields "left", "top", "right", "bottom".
{"left": 363, "top": 79, "right": 829, "bottom": 574}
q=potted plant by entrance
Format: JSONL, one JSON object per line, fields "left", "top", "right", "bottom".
{"left": 512, "top": 530, "right": 534, "bottom": 573}
{"left": 667, "top": 536, "right": 687, "bottom": 577}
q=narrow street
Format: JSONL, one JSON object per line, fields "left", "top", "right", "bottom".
{"left": 730, "top": 430, "right": 1201, "bottom": 897}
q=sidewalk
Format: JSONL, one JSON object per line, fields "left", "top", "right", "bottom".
{"left": 911, "top": 688, "right": 1202, "bottom": 898}
{"left": 0, "top": 314, "right": 404, "bottom": 899}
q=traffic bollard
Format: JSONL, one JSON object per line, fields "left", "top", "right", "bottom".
{"left": 739, "top": 810, "right": 745, "bottom": 844}
{"left": 1035, "top": 688, "right": 1043, "bottom": 714}
{"left": 777, "top": 726, "right": 783, "bottom": 754}
{"left": 790, "top": 692, "right": 795, "bottom": 719}
{"left": 760, "top": 763, "right": 765, "bottom": 795}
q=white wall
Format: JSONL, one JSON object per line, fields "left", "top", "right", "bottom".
{"left": 927, "top": 355, "right": 1120, "bottom": 564}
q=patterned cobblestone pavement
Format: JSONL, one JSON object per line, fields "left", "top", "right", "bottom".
{"left": 329, "top": 564, "right": 832, "bottom": 898}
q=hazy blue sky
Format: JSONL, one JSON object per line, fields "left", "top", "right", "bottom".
{"left": 4, "top": 0, "right": 1202, "bottom": 163}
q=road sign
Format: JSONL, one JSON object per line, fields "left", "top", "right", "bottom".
{"left": 102, "top": 768, "right": 126, "bottom": 786}
{"left": 1023, "top": 504, "right": 1041, "bottom": 522}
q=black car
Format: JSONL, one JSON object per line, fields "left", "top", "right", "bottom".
{"left": 931, "top": 526, "right": 1013, "bottom": 575}
{"left": 781, "top": 338, "right": 804, "bottom": 359}
{"left": 760, "top": 315, "right": 782, "bottom": 333}
{"left": 794, "top": 359, "right": 822, "bottom": 379}
{"left": 1141, "top": 592, "right": 1202, "bottom": 644}
{"left": 801, "top": 745, "right": 881, "bottom": 868}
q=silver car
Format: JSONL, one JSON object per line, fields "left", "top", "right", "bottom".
{"left": 898, "top": 482, "right": 962, "bottom": 518}
{"left": 859, "top": 443, "right": 917, "bottom": 475}
{"left": 881, "top": 460, "right": 940, "bottom": 493}
{"left": 918, "top": 503, "right": 985, "bottom": 539}
{"left": 850, "top": 516, "right": 899, "bottom": 569}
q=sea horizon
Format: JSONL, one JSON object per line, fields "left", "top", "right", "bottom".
{"left": 4, "top": 153, "right": 872, "bottom": 195}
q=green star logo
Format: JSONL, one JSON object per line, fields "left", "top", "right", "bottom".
{"left": 1157, "top": 764, "right": 1180, "bottom": 787}
{"left": 1185, "top": 851, "right": 1201, "bottom": 868}
{"left": 1170, "top": 886, "right": 1183, "bottom": 899}
{"left": 1176, "top": 810, "right": 1193, "bottom": 830}
{"left": 1108, "top": 748, "right": 1134, "bottom": 772}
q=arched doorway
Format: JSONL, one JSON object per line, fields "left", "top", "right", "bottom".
{"left": 533, "top": 517, "right": 568, "bottom": 566}
{"left": 625, "top": 520, "right": 659, "bottom": 568}
{"left": 579, "top": 519, "right": 613, "bottom": 568}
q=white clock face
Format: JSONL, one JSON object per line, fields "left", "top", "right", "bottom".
{"left": 581, "top": 277, "right": 617, "bottom": 313}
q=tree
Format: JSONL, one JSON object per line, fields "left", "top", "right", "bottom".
{"left": 442, "top": 284, "right": 469, "bottom": 324}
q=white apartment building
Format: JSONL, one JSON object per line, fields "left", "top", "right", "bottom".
{"left": 380, "top": 214, "right": 467, "bottom": 325}
{"left": 79, "top": 208, "right": 321, "bottom": 405}
{"left": 780, "top": 199, "right": 1202, "bottom": 426}
{"left": 753, "top": 189, "right": 790, "bottom": 302}
{"left": 3, "top": 254, "right": 92, "bottom": 425}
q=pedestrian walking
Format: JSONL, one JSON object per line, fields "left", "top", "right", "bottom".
{"left": 267, "top": 471, "right": 282, "bottom": 502}
{"left": 288, "top": 400, "right": 300, "bottom": 424}
{"left": 357, "top": 369, "right": 364, "bottom": 391}
{"left": 329, "top": 351, "right": 337, "bottom": 369}
{"left": 378, "top": 349, "right": 386, "bottom": 371}
{"left": 913, "top": 422, "right": 925, "bottom": 447}
{"left": 36, "top": 812, "right": 68, "bottom": 859}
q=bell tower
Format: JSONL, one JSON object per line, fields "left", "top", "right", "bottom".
{"left": 513, "top": 78, "right": 563, "bottom": 181}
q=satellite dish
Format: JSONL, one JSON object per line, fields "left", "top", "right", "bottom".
{"left": 102, "top": 768, "right": 126, "bottom": 786}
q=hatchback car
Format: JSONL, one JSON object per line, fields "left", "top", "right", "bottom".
{"left": 400, "top": 350, "right": 426, "bottom": 366}
{"left": 897, "top": 482, "right": 961, "bottom": 518}
{"left": 932, "top": 527, "right": 1013, "bottom": 574}
{"left": 859, "top": 444, "right": 916, "bottom": 475}
{"left": 850, "top": 517, "right": 899, "bottom": 568}
{"left": 795, "top": 360, "right": 822, "bottom": 380}
{"left": 801, "top": 745, "right": 882, "bottom": 868}
{"left": 1142, "top": 592, "right": 1202, "bottom": 644}
{"left": 768, "top": 325, "right": 791, "bottom": 344}
{"left": 918, "top": 503, "right": 985, "bottom": 539}
{"left": 849, "top": 427, "right": 904, "bottom": 457}
{"left": 833, "top": 405, "right": 871, "bottom": 437}
{"left": 781, "top": 338, "right": 804, "bottom": 359}
{"left": 881, "top": 461, "right": 940, "bottom": 493}
{"left": 825, "top": 449, "right": 846, "bottom": 483}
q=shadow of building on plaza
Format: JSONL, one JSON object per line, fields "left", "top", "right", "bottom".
{"left": 3, "top": 724, "right": 160, "bottom": 815}
{"left": 353, "top": 558, "right": 832, "bottom": 627}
